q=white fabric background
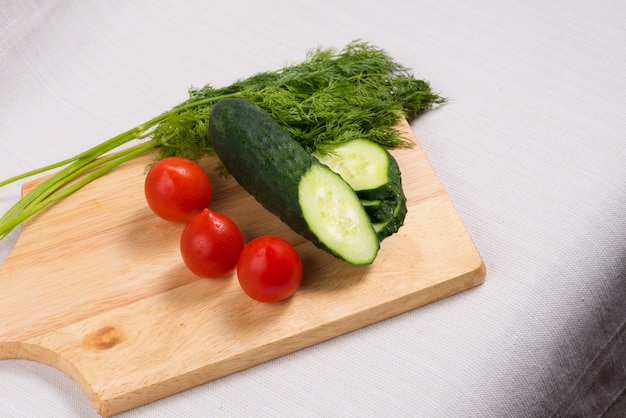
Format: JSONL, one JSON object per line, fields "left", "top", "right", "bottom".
{"left": 1, "top": 1, "right": 625, "bottom": 417}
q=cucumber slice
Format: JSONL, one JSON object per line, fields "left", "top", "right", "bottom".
{"left": 355, "top": 151, "right": 403, "bottom": 201}
{"left": 313, "top": 137, "right": 408, "bottom": 241}
{"left": 314, "top": 138, "right": 403, "bottom": 202}
{"left": 300, "top": 164, "right": 380, "bottom": 265}
{"left": 313, "top": 139, "right": 389, "bottom": 192}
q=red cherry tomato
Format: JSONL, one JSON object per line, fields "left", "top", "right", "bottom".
{"left": 237, "top": 236, "right": 303, "bottom": 303}
{"left": 144, "top": 156, "right": 212, "bottom": 222}
{"left": 180, "top": 209, "right": 244, "bottom": 278}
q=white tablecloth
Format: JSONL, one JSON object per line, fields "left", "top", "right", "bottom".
{"left": 1, "top": 1, "right": 625, "bottom": 416}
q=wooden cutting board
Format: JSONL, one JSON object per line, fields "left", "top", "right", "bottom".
{"left": 0, "top": 120, "right": 485, "bottom": 416}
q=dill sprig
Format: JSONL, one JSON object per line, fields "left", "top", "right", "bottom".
{"left": 156, "top": 41, "right": 444, "bottom": 158}
{"left": 0, "top": 41, "right": 444, "bottom": 240}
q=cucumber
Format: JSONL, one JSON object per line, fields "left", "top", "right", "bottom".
{"left": 209, "top": 98, "right": 380, "bottom": 265}
{"left": 360, "top": 198, "right": 400, "bottom": 223}
{"left": 313, "top": 139, "right": 389, "bottom": 192}
{"left": 372, "top": 195, "right": 407, "bottom": 241}
{"left": 313, "top": 139, "right": 403, "bottom": 201}
{"left": 313, "top": 138, "right": 408, "bottom": 240}
{"left": 356, "top": 151, "right": 403, "bottom": 201}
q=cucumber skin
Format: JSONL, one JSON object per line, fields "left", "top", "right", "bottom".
{"left": 362, "top": 197, "right": 400, "bottom": 223}
{"left": 209, "top": 98, "right": 378, "bottom": 262}
{"left": 374, "top": 195, "right": 407, "bottom": 240}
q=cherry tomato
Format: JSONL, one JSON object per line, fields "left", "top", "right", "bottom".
{"left": 180, "top": 209, "right": 244, "bottom": 278}
{"left": 144, "top": 156, "right": 212, "bottom": 222}
{"left": 237, "top": 236, "right": 303, "bottom": 303}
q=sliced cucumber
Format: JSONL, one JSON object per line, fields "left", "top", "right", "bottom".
{"left": 299, "top": 164, "right": 380, "bottom": 265}
{"left": 355, "top": 150, "right": 403, "bottom": 202}
{"left": 314, "top": 138, "right": 408, "bottom": 241}
{"left": 209, "top": 98, "right": 380, "bottom": 265}
{"left": 313, "top": 139, "right": 389, "bottom": 192}
{"left": 372, "top": 196, "right": 407, "bottom": 240}
{"left": 361, "top": 197, "right": 400, "bottom": 223}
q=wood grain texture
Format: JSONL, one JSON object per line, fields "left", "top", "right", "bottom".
{"left": 0, "top": 120, "right": 485, "bottom": 416}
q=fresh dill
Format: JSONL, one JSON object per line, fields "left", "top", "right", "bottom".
{"left": 0, "top": 41, "right": 444, "bottom": 240}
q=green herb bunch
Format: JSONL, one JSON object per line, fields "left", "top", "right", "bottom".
{"left": 0, "top": 41, "right": 444, "bottom": 240}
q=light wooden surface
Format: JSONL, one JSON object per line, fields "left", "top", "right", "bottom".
{"left": 0, "top": 120, "right": 484, "bottom": 416}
